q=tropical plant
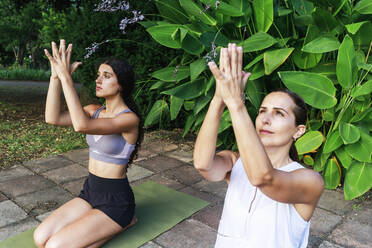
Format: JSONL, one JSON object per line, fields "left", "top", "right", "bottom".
{"left": 142, "top": 0, "right": 372, "bottom": 199}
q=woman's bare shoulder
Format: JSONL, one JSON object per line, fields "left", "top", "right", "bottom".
{"left": 83, "top": 104, "right": 101, "bottom": 118}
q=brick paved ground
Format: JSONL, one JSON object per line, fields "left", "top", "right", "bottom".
{"left": 0, "top": 131, "right": 371, "bottom": 247}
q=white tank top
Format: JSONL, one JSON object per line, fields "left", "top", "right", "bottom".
{"left": 215, "top": 158, "right": 310, "bottom": 248}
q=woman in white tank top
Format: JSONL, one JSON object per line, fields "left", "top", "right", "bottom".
{"left": 193, "top": 43, "right": 324, "bottom": 248}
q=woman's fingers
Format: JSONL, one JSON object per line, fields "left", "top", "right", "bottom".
{"left": 242, "top": 71, "right": 252, "bottom": 88}
{"left": 222, "top": 47, "right": 231, "bottom": 76}
{"left": 44, "top": 49, "right": 56, "bottom": 64}
{"left": 66, "top": 44, "right": 72, "bottom": 67}
{"left": 71, "top": 61, "right": 82, "bottom": 74}
{"left": 237, "top": 46, "right": 243, "bottom": 80}
{"left": 60, "top": 39, "right": 66, "bottom": 62}
{"left": 208, "top": 61, "right": 224, "bottom": 82}
{"left": 51, "top": 42, "right": 59, "bottom": 59}
{"left": 231, "top": 44, "right": 238, "bottom": 77}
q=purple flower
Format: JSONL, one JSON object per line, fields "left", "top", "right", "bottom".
{"left": 119, "top": 10, "right": 144, "bottom": 34}
{"left": 94, "top": 0, "right": 130, "bottom": 12}
{"left": 203, "top": 41, "right": 218, "bottom": 63}
{"left": 84, "top": 40, "right": 110, "bottom": 59}
{"left": 215, "top": 1, "right": 220, "bottom": 9}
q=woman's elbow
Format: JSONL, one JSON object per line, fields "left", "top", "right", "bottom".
{"left": 250, "top": 171, "right": 273, "bottom": 187}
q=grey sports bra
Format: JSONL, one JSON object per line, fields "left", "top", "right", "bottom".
{"left": 86, "top": 106, "right": 136, "bottom": 165}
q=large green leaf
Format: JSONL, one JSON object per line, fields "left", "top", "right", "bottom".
{"left": 345, "top": 21, "right": 370, "bottom": 35}
{"left": 244, "top": 54, "right": 264, "bottom": 70}
{"left": 182, "top": 114, "right": 196, "bottom": 137}
{"left": 278, "top": 71, "right": 337, "bottom": 109}
{"left": 170, "top": 96, "right": 184, "bottom": 120}
{"left": 354, "top": 0, "right": 372, "bottom": 14}
{"left": 253, "top": 0, "right": 273, "bottom": 32}
{"left": 351, "top": 80, "right": 372, "bottom": 98}
{"left": 162, "top": 78, "right": 205, "bottom": 99}
{"left": 323, "top": 130, "right": 343, "bottom": 153}
{"left": 336, "top": 35, "right": 357, "bottom": 89}
{"left": 152, "top": 66, "right": 190, "bottom": 82}
{"left": 292, "top": 47, "right": 322, "bottom": 69}
{"left": 335, "top": 146, "right": 353, "bottom": 170}
{"left": 324, "top": 157, "right": 341, "bottom": 189}
{"left": 344, "top": 161, "right": 372, "bottom": 200}
{"left": 339, "top": 122, "right": 360, "bottom": 144}
{"left": 312, "top": 8, "right": 339, "bottom": 33}
{"left": 179, "top": 0, "right": 217, "bottom": 26}
{"left": 194, "top": 89, "right": 213, "bottom": 115}
{"left": 230, "top": 0, "right": 252, "bottom": 27}
{"left": 147, "top": 24, "right": 183, "bottom": 49}
{"left": 155, "top": 0, "right": 189, "bottom": 24}
{"left": 216, "top": 1, "right": 244, "bottom": 16}
{"left": 218, "top": 110, "right": 232, "bottom": 133}
{"left": 249, "top": 63, "right": 265, "bottom": 80}
{"left": 345, "top": 130, "right": 372, "bottom": 162}
{"left": 264, "top": 48, "right": 294, "bottom": 75}
{"left": 144, "top": 99, "right": 169, "bottom": 126}
{"left": 246, "top": 79, "right": 264, "bottom": 109}
{"left": 302, "top": 35, "right": 340, "bottom": 53}
{"left": 351, "top": 22, "right": 372, "bottom": 50}
{"left": 200, "top": 32, "right": 229, "bottom": 49}
{"left": 239, "top": 32, "right": 277, "bottom": 52}
{"left": 295, "top": 131, "right": 324, "bottom": 155}
{"left": 182, "top": 33, "right": 204, "bottom": 55}
{"left": 190, "top": 58, "right": 206, "bottom": 81}
{"left": 314, "top": 149, "right": 331, "bottom": 172}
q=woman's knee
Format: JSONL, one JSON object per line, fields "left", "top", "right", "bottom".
{"left": 33, "top": 225, "right": 50, "bottom": 248}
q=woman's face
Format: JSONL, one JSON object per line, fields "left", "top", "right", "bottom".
{"left": 95, "top": 64, "right": 121, "bottom": 98}
{"left": 255, "top": 92, "right": 304, "bottom": 148}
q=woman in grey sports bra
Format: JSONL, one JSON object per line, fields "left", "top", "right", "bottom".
{"left": 33, "top": 39, "right": 143, "bottom": 248}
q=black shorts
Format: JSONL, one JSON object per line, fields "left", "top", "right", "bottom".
{"left": 78, "top": 173, "right": 135, "bottom": 228}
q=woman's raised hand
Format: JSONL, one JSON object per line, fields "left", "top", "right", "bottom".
{"left": 208, "top": 43, "right": 251, "bottom": 107}
{"left": 45, "top": 40, "right": 82, "bottom": 81}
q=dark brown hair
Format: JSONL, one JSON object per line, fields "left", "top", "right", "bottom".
{"left": 272, "top": 89, "right": 307, "bottom": 162}
{"left": 102, "top": 58, "right": 143, "bottom": 165}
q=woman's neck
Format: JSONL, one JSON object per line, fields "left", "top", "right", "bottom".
{"left": 104, "top": 95, "right": 127, "bottom": 114}
{"left": 265, "top": 145, "right": 293, "bottom": 169}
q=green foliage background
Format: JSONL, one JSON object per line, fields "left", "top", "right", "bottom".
{"left": 142, "top": 0, "right": 372, "bottom": 200}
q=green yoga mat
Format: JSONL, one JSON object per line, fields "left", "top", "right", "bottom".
{"left": 0, "top": 181, "right": 209, "bottom": 248}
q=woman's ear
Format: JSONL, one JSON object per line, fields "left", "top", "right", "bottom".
{"left": 294, "top": 124, "right": 306, "bottom": 140}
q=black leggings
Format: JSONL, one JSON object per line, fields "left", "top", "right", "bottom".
{"left": 78, "top": 173, "right": 135, "bottom": 228}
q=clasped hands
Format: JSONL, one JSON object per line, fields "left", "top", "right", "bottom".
{"left": 208, "top": 43, "right": 251, "bottom": 108}
{"left": 44, "top": 40, "right": 82, "bottom": 81}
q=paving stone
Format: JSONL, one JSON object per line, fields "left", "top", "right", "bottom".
{"left": 62, "top": 148, "right": 89, "bottom": 163}
{"left": 307, "top": 235, "right": 324, "bottom": 248}
{"left": 144, "top": 140, "right": 178, "bottom": 154}
{"left": 42, "top": 163, "right": 88, "bottom": 184}
{"left": 14, "top": 186, "right": 72, "bottom": 215}
{"left": 0, "top": 217, "right": 39, "bottom": 242}
{"left": 136, "top": 155, "right": 187, "bottom": 173}
{"left": 179, "top": 186, "right": 221, "bottom": 205}
{"left": 329, "top": 219, "right": 372, "bottom": 248}
{"left": 23, "top": 155, "right": 74, "bottom": 173}
{"left": 136, "top": 147, "right": 156, "bottom": 161}
{"left": 79, "top": 160, "right": 89, "bottom": 168}
{"left": 347, "top": 203, "right": 372, "bottom": 226}
{"left": 310, "top": 208, "right": 343, "bottom": 237}
{"left": 36, "top": 210, "right": 53, "bottom": 222}
{"left": 319, "top": 241, "right": 345, "bottom": 248}
{"left": 317, "top": 189, "right": 354, "bottom": 215}
{"left": 192, "top": 202, "right": 224, "bottom": 230}
{"left": 155, "top": 219, "right": 216, "bottom": 248}
{"left": 0, "top": 175, "right": 54, "bottom": 198}
{"left": 131, "top": 174, "right": 186, "bottom": 191}
{"left": 0, "top": 192, "right": 8, "bottom": 203}
{"left": 193, "top": 180, "right": 228, "bottom": 199}
{"left": 0, "top": 200, "right": 28, "bottom": 228}
{"left": 140, "top": 241, "right": 163, "bottom": 248}
{"left": 0, "top": 164, "right": 33, "bottom": 183}
{"left": 164, "top": 149, "right": 194, "bottom": 163}
{"left": 62, "top": 177, "right": 86, "bottom": 196}
{"left": 127, "top": 164, "right": 154, "bottom": 182}
{"left": 162, "top": 165, "right": 204, "bottom": 186}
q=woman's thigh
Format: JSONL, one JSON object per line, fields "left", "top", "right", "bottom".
{"left": 45, "top": 209, "right": 124, "bottom": 248}
{"left": 34, "top": 197, "right": 92, "bottom": 245}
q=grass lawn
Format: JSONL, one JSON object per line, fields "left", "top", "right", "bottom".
{"left": 0, "top": 82, "right": 87, "bottom": 170}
